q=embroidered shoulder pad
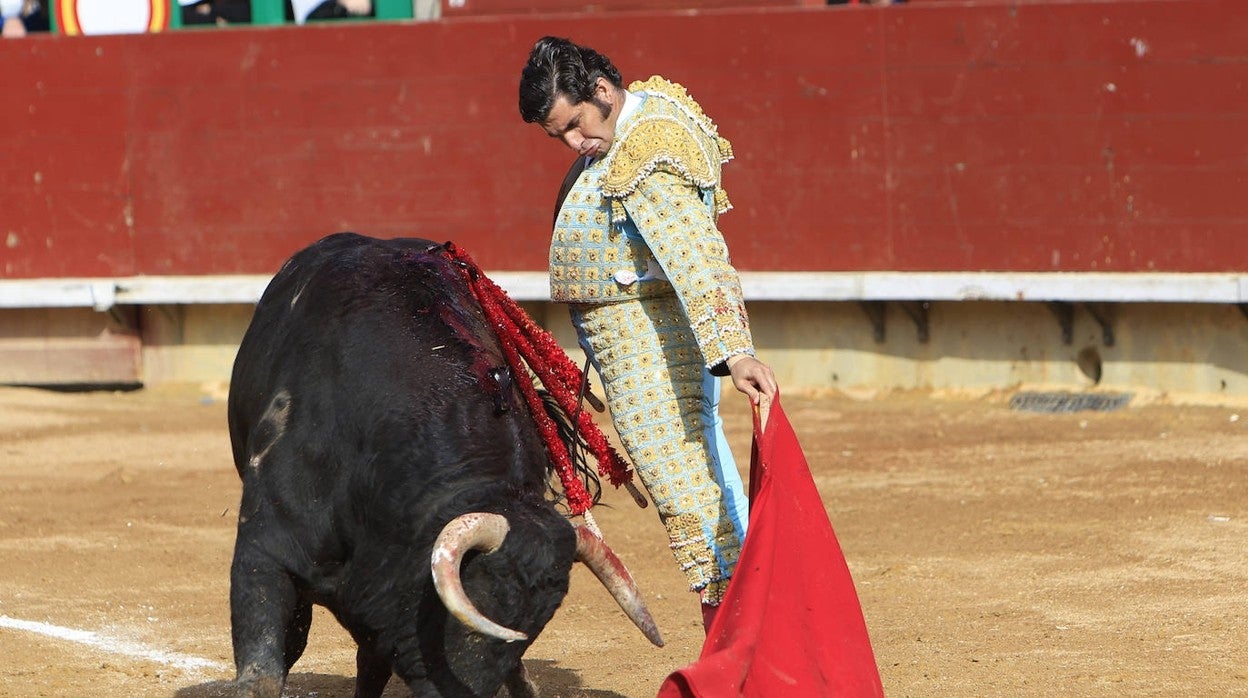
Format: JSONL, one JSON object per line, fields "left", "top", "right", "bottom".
{"left": 601, "top": 76, "right": 733, "bottom": 218}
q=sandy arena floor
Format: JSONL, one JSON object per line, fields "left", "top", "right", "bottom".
{"left": 0, "top": 385, "right": 1245, "bottom": 697}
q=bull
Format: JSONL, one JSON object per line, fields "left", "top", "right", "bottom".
{"left": 226, "top": 233, "right": 660, "bottom": 697}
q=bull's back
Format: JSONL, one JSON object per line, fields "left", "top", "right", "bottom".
{"left": 227, "top": 233, "right": 530, "bottom": 489}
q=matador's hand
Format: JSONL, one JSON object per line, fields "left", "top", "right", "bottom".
{"left": 726, "top": 355, "right": 778, "bottom": 405}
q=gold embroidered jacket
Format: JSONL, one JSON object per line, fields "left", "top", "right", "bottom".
{"left": 549, "top": 76, "right": 755, "bottom": 371}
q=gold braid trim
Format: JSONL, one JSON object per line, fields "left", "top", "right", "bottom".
{"left": 601, "top": 76, "right": 733, "bottom": 222}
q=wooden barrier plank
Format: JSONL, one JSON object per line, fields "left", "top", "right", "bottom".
{"left": 0, "top": 308, "right": 141, "bottom": 384}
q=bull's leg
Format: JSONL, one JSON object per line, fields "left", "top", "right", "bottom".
{"left": 284, "top": 598, "right": 313, "bottom": 672}
{"left": 353, "top": 646, "right": 393, "bottom": 698}
{"left": 230, "top": 544, "right": 301, "bottom": 698}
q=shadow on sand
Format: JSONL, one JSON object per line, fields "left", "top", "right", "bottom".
{"left": 174, "top": 659, "right": 629, "bottom": 697}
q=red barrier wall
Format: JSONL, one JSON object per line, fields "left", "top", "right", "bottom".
{"left": 2, "top": 0, "right": 1245, "bottom": 279}
{"left": 442, "top": 0, "right": 823, "bottom": 17}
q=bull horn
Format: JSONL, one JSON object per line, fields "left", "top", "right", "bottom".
{"left": 431, "top": 512, "right": 528, "bottom": 643}
{"left": 574, "top": 525, "right": 665, "bottom": 647}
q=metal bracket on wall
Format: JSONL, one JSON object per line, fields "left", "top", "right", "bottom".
{"left": 899, "top": 301, "right": 931, "bottom": 343}
{"left": 1082, "top": 302, "right": 1116, "bottom": 347}
{"left": 107, "top": 307, "right": 129, "bottom": 329}
{"left": 1047, "top": 301, "right": 1075, "bottom": 345}
{"left": 859, "top": 301, "right": 887, "bottom": 343}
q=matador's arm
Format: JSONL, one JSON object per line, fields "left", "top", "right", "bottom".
{"left": 622, "top": 170, "right": 755, "bottom": 374}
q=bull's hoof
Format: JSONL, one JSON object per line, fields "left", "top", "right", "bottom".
{"left": 232, "top": 675, "right": 284, "bottom": 698}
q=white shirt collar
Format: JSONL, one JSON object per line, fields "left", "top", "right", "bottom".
{"left": 617, "top": 89, "right": 643, "bottom": 128}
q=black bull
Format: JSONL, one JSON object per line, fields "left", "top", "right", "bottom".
{"left": 227, "top": 233, "right": 660, "bottom": 697}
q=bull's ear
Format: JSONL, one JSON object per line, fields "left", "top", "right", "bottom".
{"left": 573, "top": 525, "right": 664, "bottom": 647}
{"left": 431, "top": 513, "right": 528, "bottom": 642}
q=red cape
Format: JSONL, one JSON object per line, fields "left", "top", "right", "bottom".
{"left": 658, "top": 396, "right": 884, "bottom": 697}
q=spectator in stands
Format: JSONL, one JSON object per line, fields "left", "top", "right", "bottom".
{"left": 518, "top": 36, "right": 778, "bottom": 633}
{"left": 180, "top": 0, "right": 252, "bottom": 26}
{"left": 291, "top": 0, "right": 373, "bottom": 22}
{"left": 1, "top": 0, "right": 25, "bottom": 37}
{"left": 178, "top": 0, "right": 373, "bottom": 27}
{"left": 1, "top": 0, "right": 47, "bottom": 37}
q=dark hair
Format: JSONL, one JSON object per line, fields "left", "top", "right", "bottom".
{"left": 519, "top": 36, "right": 623, "bottom": 123}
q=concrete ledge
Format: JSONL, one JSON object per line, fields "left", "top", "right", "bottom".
{"left": 0, "top": 276, "right": 271, "bottom": 311}
{"left": 739, "top": 272, "right": 1248, "bottom": 303}
{"left": 1, "top": 271, "right": 1247, "bottom": 309}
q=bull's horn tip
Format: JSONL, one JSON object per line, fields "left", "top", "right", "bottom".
{"left": 645, "top": 627, "right": 664, "bottom": 647}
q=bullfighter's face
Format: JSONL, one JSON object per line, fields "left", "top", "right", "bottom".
{"left": 539, "top": 77, "right": 621, "bottom": 158}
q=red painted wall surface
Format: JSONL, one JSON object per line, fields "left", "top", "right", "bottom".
{"left": 2, "top": 0, "right": 1245, "bottom": 279}
{"left": 442, "top": 0, "right": 823, "bottom": 17}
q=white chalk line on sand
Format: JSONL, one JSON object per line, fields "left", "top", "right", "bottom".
{"left": 0, "top": 614, "right": 228, "bottom": 673}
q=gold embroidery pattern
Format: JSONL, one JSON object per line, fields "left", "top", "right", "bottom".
{"left": 600, "top": 76, "right": 733, "bottom": 223}
{"left": 572, "top": 294, "right": 743, "bottom": 600}
{"left": 549, "top": 156, "right": 660, "bottom": 303}
{"left": 626, "top": 170, "right": 754, "bottom": 368}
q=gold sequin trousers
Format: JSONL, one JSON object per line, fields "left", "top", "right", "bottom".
{"left": 571, "top": 291, "right": 742, "bottom": 603}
